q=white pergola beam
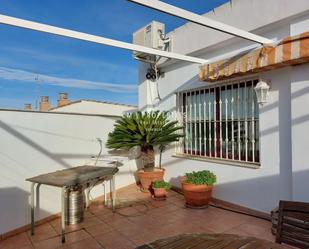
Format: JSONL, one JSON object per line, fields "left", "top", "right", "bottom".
{"left": 128, "top": 0, "right": 274, "bottom": 45}
{"left": 0, "top": 14, "right": 207, "bottom": 64}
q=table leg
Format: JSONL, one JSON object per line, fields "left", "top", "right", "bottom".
{"left": 103, "top": 182, "right": 107, "bottom": 206}
{"left": 36, "top": 184, "right": 41, "bottom": 214}
{"left": 111, "top": 175, "right": 116, "bottom": 212}
{"left": 85, "top": 187, "right": 90, "bottom": 209}
{"left": 61, "top": 187, "right": 66, "bottom": 243}
{"left": 30, "top": 182, "right": 36, "bottom": 235}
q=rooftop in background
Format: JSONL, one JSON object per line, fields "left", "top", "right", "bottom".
{"left": 50, "top": 99, "right": 137, "bottom": 116}
{"left": 50, "top": 99, "right": 137, "bottom": 110}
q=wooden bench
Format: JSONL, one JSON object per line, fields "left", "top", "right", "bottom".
{"left": 276, "top": 200, "right": 309, "bottom": 248}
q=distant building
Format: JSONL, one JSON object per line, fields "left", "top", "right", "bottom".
{"left": 26, "top": 92, "right": 137, "bottom": 116}
{"left": 23, "top": 103, "right": 32, "bottom": 110}
{"left": 39, "top": 96, "right": 51, "bottom": 111}
{"left": 57, "top": 92, "right": 70, "bottom": 108}
{"left": 50, "top": 99, "right": 137, "bottom": 116}
{"left": 38, "top": 93, "right": 69, "bottom": 112}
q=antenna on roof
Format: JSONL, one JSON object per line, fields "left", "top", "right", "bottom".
{"left": 34, "top": 73, "right": 39, "bottom": 110}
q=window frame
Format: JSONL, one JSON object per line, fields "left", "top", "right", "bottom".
{"left": 175, "top": 77, "right": 261, "bottom": 167}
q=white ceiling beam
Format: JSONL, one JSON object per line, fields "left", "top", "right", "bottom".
{"left": 0, "top": 14, "right": 208, "bottom": 64}
{"left": 128, "top": 0, "right": 274, "bottom": 45}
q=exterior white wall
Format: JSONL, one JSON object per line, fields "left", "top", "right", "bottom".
{"left": 0, "top": 110, "right": 137, "bottom": 235}
{"left": 168, "top": 0, "right": 309, "bottom": 57}
{"left": 138, "top": 1, "right": 309, "bottom": 213}
{"left": 289, "top": 16, "right": 309, "bottom": 203}
{"left": 147, "top": 66, "right": 293, "bottom": 213}
{"left": 50, "top": 101, "right": 136, "bottom": 116}
{"left": 290, "top": 64, "right": 309, "bottom": 202}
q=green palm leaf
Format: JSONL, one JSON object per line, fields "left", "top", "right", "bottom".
{"left": 106, "top": 111, "right": 183, "bottom": 170}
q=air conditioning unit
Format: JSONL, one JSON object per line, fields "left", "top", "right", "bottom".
{"left": 133, "top": 21, "right": 165, "bottom": 61}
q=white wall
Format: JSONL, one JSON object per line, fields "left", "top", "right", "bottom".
{"left": 290, "top": 64, "right": 309, "bottom": 202}
{"left": 144, "top": 66, "right": 293, "bottom": 213}
{"left": 0, "top": 110, "right": 137, "bottom": 235}
{"left": 51, "top": 100, "right": 136, "bottom": 116}
{"left": 167, "top": 0, "right": 309, "bottom": 57}
{"left": 289, "top": 16, "right": 309, "bottom": 203}
{"left": 138, "top": 2, "right": 309, "bottom": 213}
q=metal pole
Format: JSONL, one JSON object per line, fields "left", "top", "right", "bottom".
{"left": 128, "top": 0, "right": 274, "bottom": 45}
{"left": 35, "top": 183, "right": 41, "bottom": 214}
{"left": 85, "top": 187, "right": 90, "bottom": 209}
{"left": 0, "top": 14, "right": 207, "bottom": 65}
{"left": 103, "top": 182, "right": 107, "bottom": 206}
{"left": 61, "top": 187, "right": 66, "bottom": 243}
{"left": 30, "top": 182, "right": 36, "bottom": 235}
{"left": 112, "top": 175, "right": 116, "bottom": 212}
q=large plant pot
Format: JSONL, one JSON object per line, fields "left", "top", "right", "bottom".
{"left": 137, "top": 168, "right": 165, "bottom": 192}
{"left": 181, "top": 177, "right": 213, "bottom": 208}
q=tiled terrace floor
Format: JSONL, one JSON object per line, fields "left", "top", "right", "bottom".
{"left": 0, "top": 184, "right": 277, "bottom": 249}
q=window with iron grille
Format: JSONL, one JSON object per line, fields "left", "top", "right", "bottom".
{"left": 176, "top": 79, "right": 260, "bottom": 164}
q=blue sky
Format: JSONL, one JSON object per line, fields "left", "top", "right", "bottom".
{"left": 0, "top": 0, "right": 228, "bottom": 109}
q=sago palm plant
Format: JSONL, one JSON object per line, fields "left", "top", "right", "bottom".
{"left": 106, "top": 111, "right": 183, "bottom": 171}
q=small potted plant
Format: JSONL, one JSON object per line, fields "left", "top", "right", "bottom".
{"left": 181, "top": 170, "right": 216, "bottom": 208}
{"left": 152, "top": 180, "right": 171, "bottom": 200}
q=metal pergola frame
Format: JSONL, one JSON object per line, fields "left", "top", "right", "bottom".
{"left": 128, "top": 0, "right": 274, "bottom": 45}
{"left": 0, "top": 14, "right": 207, "bottom": 64}
{"left": 0, "top": 1, "right": 274, "bottom": 66}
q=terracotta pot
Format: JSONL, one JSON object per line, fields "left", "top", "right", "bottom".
{"left": 181, "top": 177, "right": 213, "bottom": 208}
{"left": 153, "top": 187, "right": 167, "bottom": 198}
{"left": 137, "top": 168, "right": 165, "bottom": 192}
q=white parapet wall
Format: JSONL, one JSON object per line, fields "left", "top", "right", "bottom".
{"left": 0, "top": 109, "right": 137, "bottom": 235}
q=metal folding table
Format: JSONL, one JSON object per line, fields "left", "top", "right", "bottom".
{"left": 26, "top": 165, "right": 118, "bottom": 243}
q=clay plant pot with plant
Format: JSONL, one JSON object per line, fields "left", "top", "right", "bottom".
{"left": 106, "top": 111, "right": 182, "bottom": 192}
{"left": 182, "top": 170, "right": 217, "bottom": 208}
{"left": 152, "top": 180, "right": 171, "bottom": 200}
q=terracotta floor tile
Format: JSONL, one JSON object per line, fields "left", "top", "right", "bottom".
{"left": 115, "top": 222, "right": 143, "bottom": 237}
{"left": 50, "top": 217, "right": 103, "bottom": 235}
{"left": 201, "top": 220, "right": 239, "bottom": 233}
{"left": 28, "top": 223, "right": 58, "bottom": 243}
{"left": 126, "top": 214, "right": 155, "bottom": 226}
{"left": 128, "top": 231, "right": 156, "bottom": 246}
{"left": 201, "top": 211, "right": 252, "bottom": 233}
{"left": 156, "top": 203, "right": 181, "bottom": 213}
{"left": 0, "top": 232, "right": 31, "bottom": 249}
{"left": 3, "top": 188, "right": 280, "bottom": 249}
{"left": 33, "top": 230, "right": 90, "bottom": 249}
{"left": 96, "top": 212, "right": 124, "bottom": 223}
{"left": 105, "top": 216, "right": 133, "bottom": 230}
{"left": 61, "top": 237, "right": 102, "bottom": 249}
{"left": 148, "top": 199, "right": 170, "bottom": 208}
{"left": 18, "top": 246, "right": 34, "bottom": 249}
{"left": 116, "top": 206, "right": 142, "bottom": 217}
{"left": 131, "top": 202, "right": 150, "bottom": 213}
{"left": 233, "top": 222, "right": 271, "bottom": 237}
{"left": 32, "top": 236, "right": 63, "bottom": 249}
{"left": 85, "top": 222, "right": 114, "bottom": 237}
{"left": 94, "top": 230, "right": 136, "bottom": 249}
{"left": 84, "top": 211, "right": 95, "bottom": 218}
{"left": 223, "top": 226, "right": 252, "bottom": 237}
{"left": 88, "top": 205, "right": 113, "bottom": 216}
